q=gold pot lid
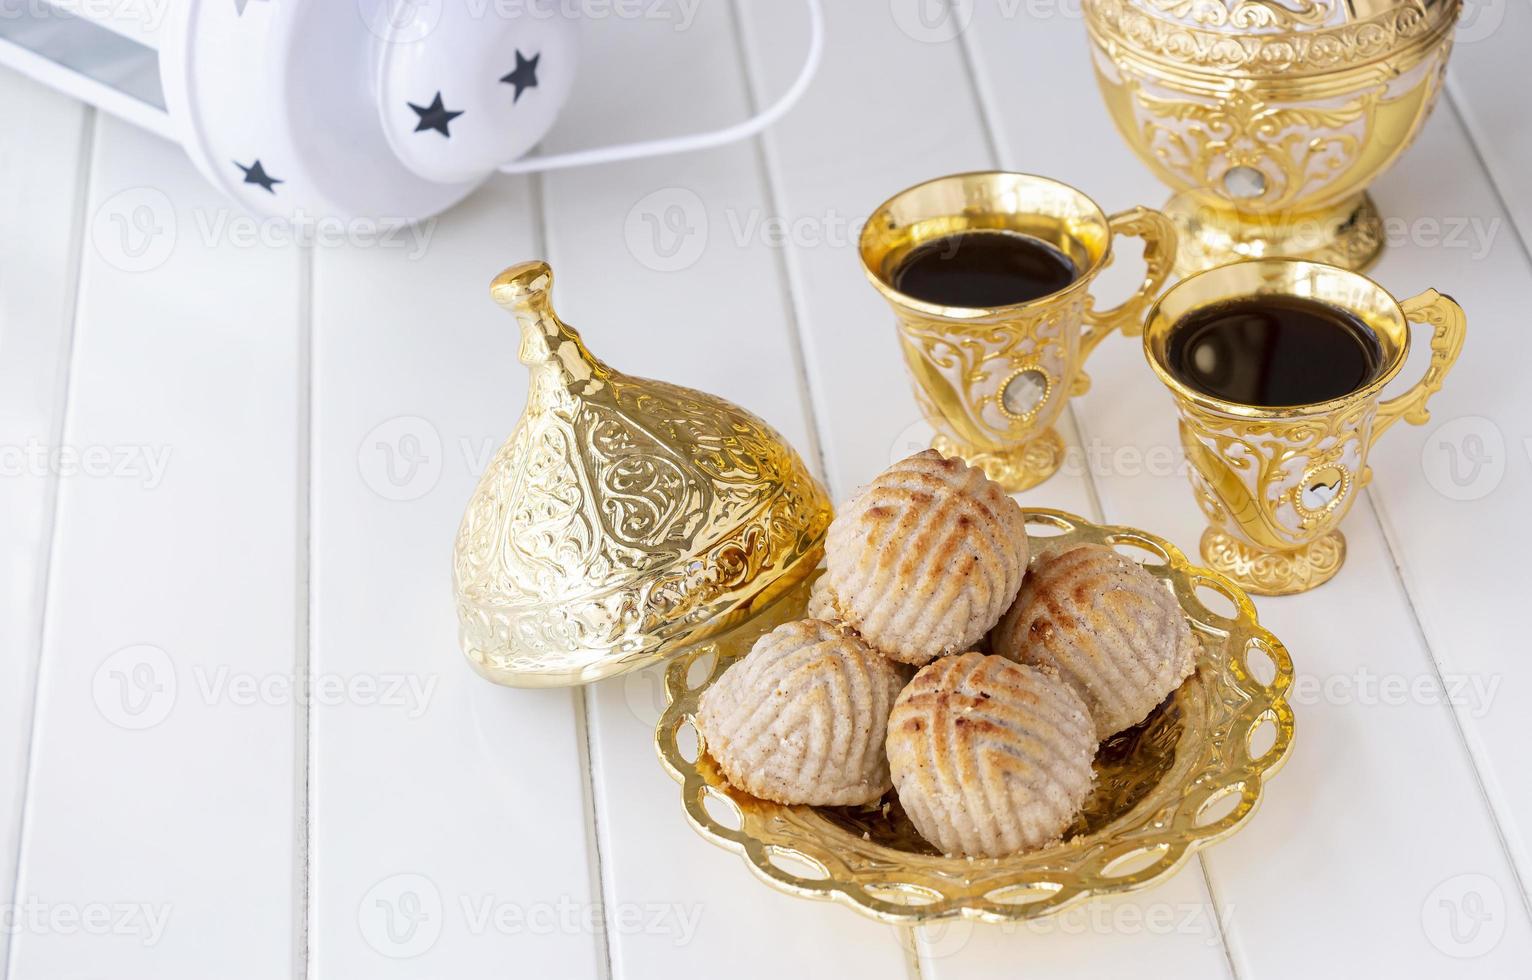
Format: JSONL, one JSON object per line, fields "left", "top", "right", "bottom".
{"left": 452, "top": 261, "right": 831, "bottom": 688}
{"left": 1086, "top": 0, "right": 1460, "bottom": 73}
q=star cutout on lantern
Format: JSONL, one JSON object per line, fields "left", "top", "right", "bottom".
{"left": 408, "top": 92, "right": 464, "bottom": 138}
{"left": 500, "top": 50, "right": 541, "bottom": 103}
{"left": 235, "top": 159, "right": 282, "bottom": 194}
{"left": 233, "top": 0, "right": 266, "bottom": 14}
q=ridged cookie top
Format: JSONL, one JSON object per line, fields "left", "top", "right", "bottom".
{"left": 826, "top": 451, "right": 1029, "bottom": 665}
{"left": 992, "top": 545, "right": 1198, "bottom": 737}
{"left": 696, "top": 619, "right": 908, "bottom": 806}
{"left": 805, "top": 574, "right": 840, "bottom": 623}
{"left": 887, "top": 653, "right": 1096, "bottom": 857}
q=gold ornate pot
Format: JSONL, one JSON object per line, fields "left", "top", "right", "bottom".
{"left": 453, "top": 261, "right": 831, "bottom": 687}
{"left": 1084, "top": 0, "right": 1461, "bottom": 273}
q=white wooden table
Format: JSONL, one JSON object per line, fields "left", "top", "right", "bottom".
{"left": 3, "top": 3, "right": 1530, "bottom": 977}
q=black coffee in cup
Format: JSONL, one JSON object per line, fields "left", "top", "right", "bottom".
{"left": 892, "top": 230, "right": 1078, "bottom": 308}
{"left": 1166, "top": 296, "right": 1383, "bottom": 407}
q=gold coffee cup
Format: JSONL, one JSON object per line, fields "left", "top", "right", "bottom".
{"left": 1144, "top": 259, "right": 1466, "bottom": 595}
{"left": 860, "top": 172, "right": 1177, "bottom": 491}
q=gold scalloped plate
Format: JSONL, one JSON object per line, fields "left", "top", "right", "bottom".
{"left": 654, "top": 508, "right": 1296, "bottom": 924}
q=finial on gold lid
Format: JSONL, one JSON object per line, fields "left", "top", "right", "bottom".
{"left": 453, "top": 261, "right": 832, "bottom": 687}
{"left": 491, "top": 260, "right": 607, "bottom": 392}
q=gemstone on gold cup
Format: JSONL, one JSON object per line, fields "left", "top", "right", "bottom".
{"left": 1083, "top": 0, "right": 1461, "bottom": 274}
{"left": 1143, "top": 259, "right": 1465, "bottom": 595}
{"left": 859, "top": 172, "right": 1177, "bottom": 492}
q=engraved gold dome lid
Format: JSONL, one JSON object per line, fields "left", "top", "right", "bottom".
{"left": 1086, "top": 0, "right": 1460, "bottom": 74}
{"left": 453, "top": 261, "right": 832, "bottom": 688}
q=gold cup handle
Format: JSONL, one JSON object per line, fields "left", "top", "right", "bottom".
{"left": 1370, "top": 289, "right": 1467, "bottom": 445}
{"left": 1073, "top": 207, "right": 1178, "bottom": 395}
{"left": 1082, "top": 207, "right": 1178, "bottom": 351}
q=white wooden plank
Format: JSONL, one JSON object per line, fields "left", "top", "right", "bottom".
{"left": 735, "top": 4, "right": 1233, "bottom": 977}
{"left": 1445, "top": 2, "right": 1532, "bottom": 248}
{"left": 306, "top": 175, "right": 601, "bottom": 979}
{"left": 960, "top": 5, "right": 1532, "bottom": 969}
{"left": 1365, "top": 100, "right": 1532, "bottom": 896}
{"left": 8, "top": 114, "right": 302, "bottom": 978}
{"left": 0, "top": 64, "right": 90, "bottom": 974}
{"left": 541, "top": 6, "right": 910, "bottom": 978}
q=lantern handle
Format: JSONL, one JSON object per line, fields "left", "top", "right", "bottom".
{"left": 498, "top": 0, "right": 823, "bottom": 175}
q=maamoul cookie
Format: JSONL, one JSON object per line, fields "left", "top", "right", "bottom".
{"left": 992, "top": 545, "right": 1198, "bottom": 737}
{"left": 887, "top": 653, "right": 1096, "bottom": 857}
{"left": 826, "top": 450, "right": 1028, "bottom": 666}
{"left": 696, "top": 619, "right": 907, "bottom": 806}
{"left": 805, "top": 573, "right": 840, "bottom": 622}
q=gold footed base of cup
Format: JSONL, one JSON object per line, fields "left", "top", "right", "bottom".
{"left": 932, "top": 428, "right": 1065, "bottom": 493}
{"left": 1200, "top": 528, "right": 1347, "bottom": 597}
{"left": 1164, "top": 192, "right": 1384, "bottom": 276}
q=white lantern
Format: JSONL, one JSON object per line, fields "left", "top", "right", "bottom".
{"left": 0, "top": 0, "right": 822, "bottom": 221}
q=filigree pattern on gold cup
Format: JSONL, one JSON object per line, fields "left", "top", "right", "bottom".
{"left": 860, "top": 173, "right": 1177, "bottom": 492}
{"left": 1084, "top": 0, "right": 1460, "bottom": 273}
{"left": 656, "top": 510, "right": 1295, "bottom": 923}
{"left": 1144, "top": 259, "right": 1466, "bottom": 595}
